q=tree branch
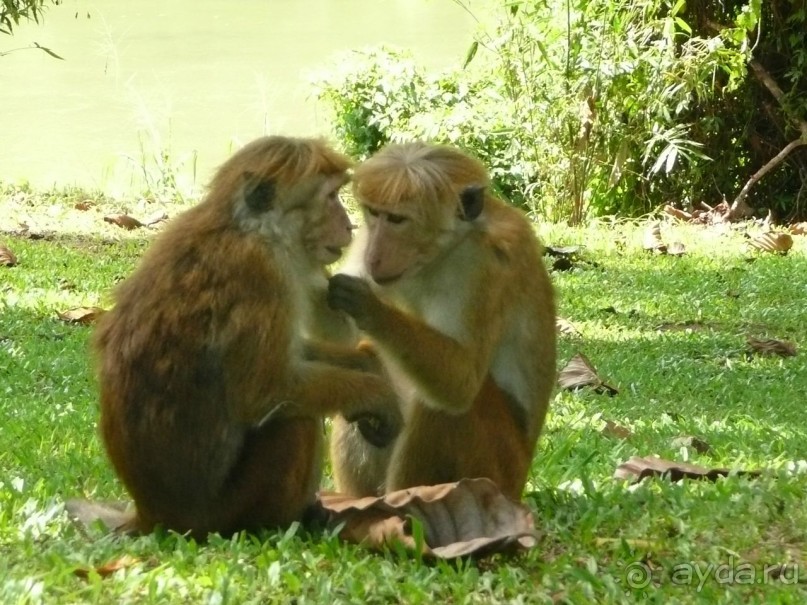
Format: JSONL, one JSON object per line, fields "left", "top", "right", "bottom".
{"left": 729, "top": 60, "right": 807, "bottom": 216}
{"left": 732, "top": 137, "right": 807, "bottom": 212}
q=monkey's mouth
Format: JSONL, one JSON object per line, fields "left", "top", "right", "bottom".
{"left": 325, "top": 246, "right": 343, "bottom": 256}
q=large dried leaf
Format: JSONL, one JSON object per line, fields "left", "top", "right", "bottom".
{"left": 655, "top": 320, "right": 707, "bottom": 332}
{"left": 747, "top": 336, "right": 798, "bottom": 358}
{"left": 747, "top": 231, "right": 794, "bottom": 254}
{"left": 74, "top": 200, "right": 96, "bottom": 211}
{"left": 601, "top": 420, "right": 632, "bottom": 440}
{"left": 65, "top": 499, "right": 136, "bottom": 534}
{"left": 0, "top": 243, "right": 18, "bottom": 266}
{"left": 556, "top": 317, "right": 582, "bottom": 338}
{"left": 104, "top": 214, "right": 144, "bottom": 230}
{"left": 642, "top": 222, "right": 667, "bottom": 253}
{"left": 57, "top": 306, "right": 106, "bottom": 325}
{"left": 558, "top": 353, "right": 618, "bottom": 396}
{"left": 142, "top": 210, "right": 168, "bottom": 227}
{"left": 545, "top": 245, "right": 581, "bottom": 257}
{"left": 319, "top": 478, "right": 538, "bottom": 559}
{"left": 73, "top": 555, "right": 140, "bottom": 580}
{"left": 614, "top": 455, "right": 760, "bottom": 484}
{"left": 671, "top": 435, "right": 711, "bottom": 454}
{"left": 662, "top": 204, "right": 693, "bottom": 221}
{"left": 667, "top": 241, "right": 686, "bottom": 256}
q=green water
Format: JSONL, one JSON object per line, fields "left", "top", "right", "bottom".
{"left": 1, "top": 0, "right": 474, "bottom": 194}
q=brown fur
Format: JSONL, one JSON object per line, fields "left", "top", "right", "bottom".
{"left": 94, "top": 135, "right": 398, "bottom": 537}
{"left": 328, "top": 141, "right": 556, "bottom": 500}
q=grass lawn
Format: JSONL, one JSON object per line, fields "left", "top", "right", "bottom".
{"left": 1, "top": 184, "right": 806, "bottom": 603}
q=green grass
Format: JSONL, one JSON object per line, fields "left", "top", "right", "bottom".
{"left": 2, "top": 188, "right": 806, "bottom": 604}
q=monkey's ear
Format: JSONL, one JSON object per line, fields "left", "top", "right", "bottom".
{"left": 459, "top": 185, "right": 485, "bottom": 222}
{"left": 243, "top": 172, "right": 276, "bottom": 212}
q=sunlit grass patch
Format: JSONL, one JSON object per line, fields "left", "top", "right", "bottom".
{"left": 1, "top": 205, "right": 806, "bottom": 602}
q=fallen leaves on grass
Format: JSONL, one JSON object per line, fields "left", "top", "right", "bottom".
{"left": 642, "top": 221, "right": 686, "bottom": 256}
{"left": 558, "top": 353, "right": 618, "bottom": 396}
{"left": 601, "top": 420, "right": 632, "bottom": 440}
{"left": 614, "top": 456, "right": 761, "bottom": 484}
{"left": 556, "top": 317, "right": 582, "bottom": 337}
{"left": 103, "top": 214, "right": 144, "bottom": 230}
{"left": 662, "top": 200, "right": 748, "bottom": 224}
{"left": 73, "top": 555, "right": 140, "bottom": 580}
{"left": 747, "top": 336, "right": 798, "bottom": 358}
{"left": 0, "top": 243, "right": 18, "bottom": 266}
{"left": 671, "top": 435, "right": 711, "bottom": 454}
{"left": 103, "top": 211, "right": 168, "bottom": 230}
{"left": 319, "top": 478, "right": 538, "bottom": 559}
{"left": 74, "top": 200, "right": 96, "bottom": 211}
{"left": 65, "top": 499, "right": 137, "bottom": 534}
{"left": 747, "top": 231, "right": 794, "bottom": 254}
{"left": 642, "top": 222, "right": 667, "bottom": 253}
{"left": 789, "top": 222, "right": 807, "bottom": 236}
{"left": 57, "top": 306, "right": 105, "bottom": 325}
{"left": 655, "top": 320, "right": 708, "bottom": 332}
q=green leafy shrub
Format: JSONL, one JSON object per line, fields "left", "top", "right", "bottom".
{"left": 315, "top": 1, "right": 761, "bottom": 222}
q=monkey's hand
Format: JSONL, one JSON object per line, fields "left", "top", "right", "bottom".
{"left": 327, "top": 274, "right": 383, "bottom": 330}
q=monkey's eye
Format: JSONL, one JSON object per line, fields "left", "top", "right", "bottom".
{"left": 365, "top": 206, "right": 380, "bottom": 218}
{"left": 387, "top": 213, "right": 407, "bottom": 225}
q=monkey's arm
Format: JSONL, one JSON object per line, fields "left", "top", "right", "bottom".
{"left": 302, "top": 340, "right": 381, "bottom": 373}
{"left": 327, "top": 274, "right": 502, "bottom": 414}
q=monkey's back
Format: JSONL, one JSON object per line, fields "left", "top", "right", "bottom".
{"left": 93, "top": 202, "right": 296, "bottom": 528}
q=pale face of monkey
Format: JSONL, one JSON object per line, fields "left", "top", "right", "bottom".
{"left": 306, "top": 177, "right": 354, "bottom": 265}
{"left": 358, "top": 186, "right": 483, "bottom": 285}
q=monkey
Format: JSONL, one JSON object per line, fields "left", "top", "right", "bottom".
{"left": 93, "top": 135, "right": 399, "bottom": 537}
{"left": 326, "top": 141, "right": 556, "bottom": 500}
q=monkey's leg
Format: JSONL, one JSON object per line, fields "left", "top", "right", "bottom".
{"left": 222, "top": 416, "right": 323, "bottom": 533}
{"left": 329, "top": 416, "right": 393, "bottom": 497}
{"left": 386, "top": 378, "right": 532, "bottom": 499}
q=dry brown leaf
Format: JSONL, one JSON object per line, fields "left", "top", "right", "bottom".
{"left": 142, "top": 210, "right": 168, "bottom": 227}
{"left": 655, "top": 320, "right": 707, "bottom": 332}
{"left": 667, "top": 241, "right": 686, "bottom": 256}
{"left": 747, "top": 231, "right": 794, "bottom": 254}
{"left": 642, "top": 222, "right": 667, "bottom": 253}
{"left": 104, "top": 214, "right": 144, "bottom": 230}
{"left": 545, "top": 245, "right": 581, "bottom": 257}
{"left": 73, "top": 555, "right": 140, "bottom": 580}
{"left": 556, "top": 317, "right": 582, "bottom": 337}
{"left": 57, "top": 307, "right": 106, "bottom": 325}
{"left": 74, "top": 200, "right": 96, "bottom": 211}
{"left": 662, "top": 205, "right": 692, "bottom": 221}
{"left": 65, "top": 499, "right": 137, "bottom": 534}
{"left": 671, "top": 435, "right": 711, "bottom": 454}
{"left": 601, "top": 420, "right": 632, "bottom": 440}
{"left": 788, "top": 222, "right": 807, "bottom": 236}
{"left": 594, "top": 537, "right": 660, "bottom": 551}
{"left": 747, "top": 336, "right": 798, "bottom": 358}
{"left": 558, "top": 353, "right": 618, "bottom": 396}
{"left": 0, "top": 243, "right": 18, "bottom": 267}
{"left": 600, "top": 420, "right": 633, "bottom": 439}
{"left": 614, "top": 455, "right": 760, "bottom": 484}
{"left": 319, "top": 478, "right": 538, "bottom": 559}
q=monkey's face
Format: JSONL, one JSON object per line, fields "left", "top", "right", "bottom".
{"left": 238, "top": 172, "right": 352, "bottom": 266}
{"left": 358, "top": 186, "right": 484, "bottom": 286}
{"left": 304, "top": 178, "right": 353, "bottom": 266}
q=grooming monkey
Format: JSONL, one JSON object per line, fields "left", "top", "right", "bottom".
{"left": 327, "top": 142, "right": 556, "bottom": 500}
{"left": 94, "top": 136, "right": 398, "bottom": 537}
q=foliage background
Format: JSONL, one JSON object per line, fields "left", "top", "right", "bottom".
{"left": 315, "top": 0, "right": 807, "bottom": 224}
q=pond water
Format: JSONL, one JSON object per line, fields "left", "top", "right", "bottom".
{"left": 1, "top": 0, "right": 474, "bottom": 194}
